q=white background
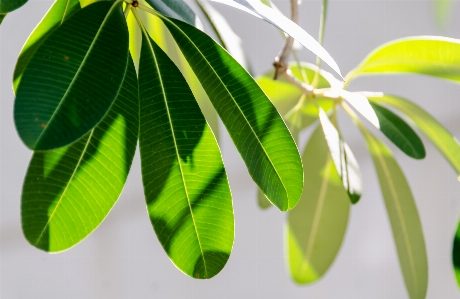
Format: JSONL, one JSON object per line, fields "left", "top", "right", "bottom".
{"left": 2, "top": 0, "right": 460, "bottom": 298}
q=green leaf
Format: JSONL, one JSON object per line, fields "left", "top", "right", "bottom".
{"left": 209, "top": 0, "right": 342, "bottom": 78}
{"left": 256, "top": 62, "right": 335, "bottom": 130}
{"left": 287, "top": 125, "right": 350, "bottom": 284}
{"left": 434, "top": 0, "right": 454, "bottom": 28}
{"left": 257, "top": 189, "right": 272, "bottom": 209}
{"left": 0, "top": 0, "right": 27, "bottom": 13}
{"left": 452, "top": 219, "right": 460, "bottom": 286}
{"left": 319, "top": 109, "right": 362, "bottom": 204}
{"left": 359, "top": 125, "right": 428, "bottom": 299}
{"left": 14, "top": 1, "right": 129, "bottom": 151}
{"left": 347, "top": 36, "right": 460, "bottom": 84}
{"left": 370, "top": 102, "right": 425, "bottom": 159}
{"left": 195, "top": 0, "right": 251, "bottom": 71}
{"left": 21, "top": 57, "right": 139, "bottom": 252}
{"left": 368, "top": 93, "right": 460, "bottom": 176}
{"left": 13, "top": 0, "right": 81, "bottom": 92}
{"left": 138, "top": 31, "right": 234, "bottom": 279}
{"left": 0, "top": 13, "right": 6, "bottom": 24}
{"left": 145, "top": 0, "right": 197, "bottom": 26}
{"left": 160, "top": 16, "right": 303, "bottom": 211}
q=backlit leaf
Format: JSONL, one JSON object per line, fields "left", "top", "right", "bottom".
{"left": 347, "top": 36, "right": 460, "bottom": 84}
{"left": 319, "top": 109, "right": 362, "bottom": 204}
{"left": 368, "top": 93, "right": 460, "bottom": 176}
{"left": 360, "top": 125, "right": 428, "bottom": 299}
{"left": 160, "top": 16, "right": 303, "bottom": 211}
{"left": 14, "top": 1, "right": 129, "bottom": 150}
{"left": 287, "top": 125, "right": 349, "bottom": 284}
{"left": 21, "top": 57, "right": 138, "bottom": 252}
{"left": 13, "top": 0, "right": 81, "bottom": 92}
{"left": 139, "top": 31, "right": 234, "bottom": 279}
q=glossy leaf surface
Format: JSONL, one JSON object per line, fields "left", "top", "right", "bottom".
{"left": 368, "top": 94, "right": 460, "bottom": 175}
{"left": 0, "top": 0, "right": 27, "bottom": 13}
{"left": 139, "top": 32, "right": 234, "bottom": 279}
{"left": 453, "top": 219, "right": 460, "bottom": 286}
{"left": 14, "top": 1, "right": 129, "bottom": 150}
{"left": 287, "top": 125, "right": 349, "bottom": 284}
{"left": 162, "top": 16, "right": 303, "bottom": 211}
{"left": 146, "top": 0, "right": 196, "bottom": 26}
{"left": 209, "top": 0, "right": 342, "bottom": 78}
{"left": 360, "top": 126, "right": 428, "bottom": 299}
{"left": 370, "top": 102, "right": 425, "bottom": 159}
{"left": 21, "top": 58, "right": 138, "bottom": 252}
{"left": 319, "top": 110, "right": 362, "bottom": 204}
{"left": 348, "top": 36, "right": 460, "bottom": 83}
{"left": 13, "top": 0, "right": 81, "bottom": 91}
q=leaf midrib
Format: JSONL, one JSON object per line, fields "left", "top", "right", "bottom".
{"left": 162, "top": 17, "right": 290, "bottom": 208}
{"left": 34, "top": 129, "right": 95, "bottom": 245}
{"left": 34, "top": 0, "right": 121, "bottom": 148}
{"left": 143, "top": 32, "right": 207, "bottom": 277}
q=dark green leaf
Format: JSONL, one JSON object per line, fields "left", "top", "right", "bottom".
{"left": 0, "top": 13, "right": 6, "bottom": 24}
{"left": 452, "top": 219, "right": 460, "bottom": 286}
{"left": 0, "top": 0, "right": 27, "bottom": 13}
{"left": 21, "top": 57, "right": 138, "bottom": 252}
{"left": 13, "top": 0, "right": 81, "bottom": 92}
{"left": 145, "top": 0, "right": 197, "bottom": 26}
{"left": 209, "top": 0, "right": 342, "bottom": 78}
{"left": 370, "top": 102, "right": 425, "bottom": 159}
{"left": 319, "top": 109, "right": 362, "bottom": 204}
{"left": 360, "top": 125, "right": 428, "bottom": 299}
{"left": 160, "top": 16, "right": 303, "bottom": 211}
{"left": 347, "top": 37, "right": 460, "bottom": 84}
{"left": 139, "top": 31, "right": 234, "bottom": 279}
{"left": 14, "top": 1, "right": 129, "bottom": 150}
{"left": 287, "top": 125, "right": 349, "bottom": 283}
{"left": 368, "top": 94, "right": 460, "bottom": 176}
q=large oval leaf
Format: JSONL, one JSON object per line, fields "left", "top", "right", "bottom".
{"left": 370, "top": 102, "right": 425, "bottom": 159}
{"left": 368, "top": 93, "right": 460, "bottom": 176}
{"left": 287, "top": 125, "right": 349, "bottom": 284}
{"left": 209, "top": 0, "right": 342, "bottom": 78}
{"left": 160, "top": 16, "right": 303, "bottom": 211}
{"left": 21, "top": 57, "right": 139, "bottom": 252}
{"left": 453, "top": 219, "right": 460, "bottom": 286}
{"left": 347, "top": 36, "right": 460, "bottom": 84}
{"left": 139, "top": 31, "right": 234, "bottom": 279}
{"left": 0, "top": 0, "right": 27, "bottom": 13}
{"left": 13, "top": 0, "right": 81, "bottom": 92}
{"left": 14, "top": 1, "right": 129, "bottom": 150}
{"left": 319, "top": 110, "right": 362, "bottom": 204}
{"left": 360, "top": 125, "right": 428, "bottom": 299}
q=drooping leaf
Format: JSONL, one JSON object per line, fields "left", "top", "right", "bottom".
{"left": 13, "top": 0, "right": 81, "bottom": 92}
{"left": 145, "top": 0, "right": 197, "bottom": 26}
{"left": 0, "top": 13, "right": 6, "bottom": 24}
{"left": 21, "top": 57, "right": 138, "bottom": 252}
{"left": 0, "top": 0, "right": 27, "bottom": 13}
{"left": 319, "top": 109, "right": 362, "bottom": 204}
{"left": 209, "top": 0, "right": 342, "bottom": 78}
{"left": 195, "top": 0, "right": 250, "bottom": 71}
{"left": 14, "top": 1, "right": 129, "bottom": 150}
{"left": 368, "top": 93, "right": 460, "bottom": 176}
{"left": 160, "top": 16, "right": 303, "bottom": 211}
{"left": 347, "top": 36, "right": 460, "bottom": 84}
{"left": 138, "top": 31, "right": 234, "bottom": 279}
{"left": 341, "top": 91, "right": 379, "bottom": 128}
{"left": 370, "top": 102, "right": 425, "bottom": 159}
{"left": 287, "top": 125, "right": 349, "bottom": 284}
{"left": 257, "top": 62, "right": 335, "bottom": 130}
{"left": 452, "top": 219, "right": 460, "bottom": 286}
{"left": 359, "top": 125, "right": 428, "bottom": 299}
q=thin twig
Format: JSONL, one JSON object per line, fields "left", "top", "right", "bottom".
{"left": 273, "top": 0, "right": 298, "bottom": 80}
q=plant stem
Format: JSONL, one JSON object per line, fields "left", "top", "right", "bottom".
{"left": 273, "top": 0, "right": 298, "bottom": 79}
{"left": 311, "top": 0, "right": 328, "bottom": 88}
{"left": 124, "top": 4, "right": 132, "bottom": 18}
